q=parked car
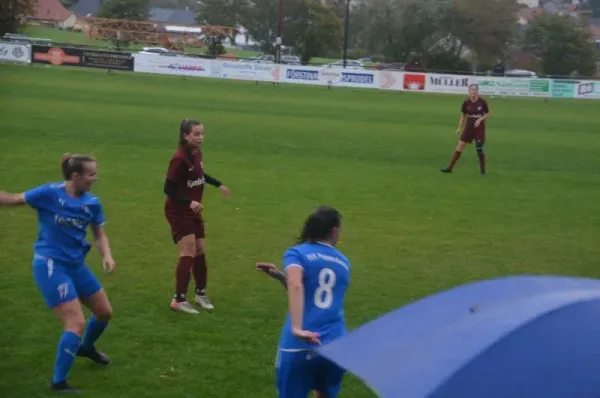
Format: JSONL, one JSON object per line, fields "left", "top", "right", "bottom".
{"left": 281, "top": 55, "right": 302, "bottom": 65}
{"left": 373, "top": 62, "right": 405, "bottom": 71}
{"left": 504, "top": 69, "right": 537, "bottom": 78}
{"left": 138, "top": 47, "right": 171, "bottom": 55}
{"left": 325, "top": 59, "right": 364, "bottom": 69}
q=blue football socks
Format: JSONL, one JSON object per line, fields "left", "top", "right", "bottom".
{"left": 81, "top": 315, "right": 108, "bottom": 350}
{"left": 52, "top": 331, "right": 81, "bottom": 384}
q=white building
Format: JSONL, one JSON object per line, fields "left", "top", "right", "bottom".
{"left": 517, "top": 0, "right": 540, "bottom": 7}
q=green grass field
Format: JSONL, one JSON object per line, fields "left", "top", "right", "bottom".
{"left": 1, "top": 63, "right": 600, "bottom": 397}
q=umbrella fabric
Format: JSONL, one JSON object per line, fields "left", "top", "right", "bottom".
{"left": 317, "top": 276, "right": 600, "bottom": 398}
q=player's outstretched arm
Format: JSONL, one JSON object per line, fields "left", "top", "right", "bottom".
{"left": 92, "top": 225, "right": 116, "bottom": 273}
{"left": 205, "top": 174, "right": 231, "bottom": 199}
{"left": 256, "top": 263, "right": 287, "bottom": 289}
{"left": 0, "top": 191, "right": 25, "bottom": 206}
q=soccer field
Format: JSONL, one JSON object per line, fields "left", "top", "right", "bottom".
{"left": 1, "top": 64, "right": 599, "bottom": 397}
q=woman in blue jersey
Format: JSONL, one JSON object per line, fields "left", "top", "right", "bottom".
{"left": 257, "top": 206, "right": 350, "bottom": 398}
{"left": 0, "top": 154, "right": 116, "bottom": 393}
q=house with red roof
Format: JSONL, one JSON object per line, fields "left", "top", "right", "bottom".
{"left": 29, "top": 0, "right": 73, "bottom": 24}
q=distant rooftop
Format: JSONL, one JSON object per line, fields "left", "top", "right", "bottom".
{"left": 148, "top": 8, "right": 197, "bottom": 25}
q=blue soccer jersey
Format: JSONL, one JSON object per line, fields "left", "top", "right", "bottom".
{"left": 24, "top": 182, "right": 106, "bottom": 266}
{"left": 278, "top": 242, "right": 351, "bottom": 350}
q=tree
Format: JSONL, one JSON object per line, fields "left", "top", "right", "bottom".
{"left": 283, "top": 0, "right": 343, "bottom": 63}
{"left": 346, "top": 0, "right": 370, "bottom": 54}
{"left": 148, "top": 0, "right": 196, "bottom": 8}
{"left": 523, "top": 14, "right": 596, "bottom": 77}
{"left": 450, "top": 0, "right": 519, "bottom": 66}
{"left": 323, "top": 0, "right": 346, "bottom": 19}
{"left": 352, "top": 0, "right": 517, "bottom": 67}
{"left": 358, "top": 0, "right": 405, "bottom": 61}
{"left": 242, "top": 0, "right": 342, "bottom": 61}
{"left": 59, "top": 0, "right": 78, "bottom": 10}
{"left": 98, "top": 0, "right": 148, "bottom": 20}
{"left": 356, "top": 0, "right": 454, "bottom": 62}
{"left": 396, "top": 0, "right": 453, "bottom": 59}
{"left": 197, "top": 0, "right": 248, "bottom": 47}
{"left": 242, "top": 0, "right": 278, "bottom": 53}
{"left": 0, "top": 0, "right": 37, "bottom": 36}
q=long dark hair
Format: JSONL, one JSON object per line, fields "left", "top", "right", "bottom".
{"left": 299, "top": 206, "right": 342, "bottom": 243}
{"left": 179, "top": 119, "right": 201, "bottom": 164}
{"left": 61, "top": 153, "right": 95, "bottom": 180}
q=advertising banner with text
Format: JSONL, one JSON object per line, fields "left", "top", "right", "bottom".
{"left": 134, "top": 54, "right": 211, "bottom": 77}
{"left": 575, "top": 80, "right": 600, "bottom": 99}
{"left": 475, "top": 77, "right": 550, "bottom": 97}
{"left": 210, "top": 61, "right": 278, "bottom": 82}
{"left": 0, "top": 42, "right": 30, "bottom": 64}
{"left": 425, "top": 74, "right": 476, "bottom": 94}
{"left": 121, "top": 55, "right": 600, "bottom": 101}
{"left": 551, "top": 80, "right": 576, "bottom": 98}
{"left": 31, "top": 45, "right": 134, "bottom": 71}
{"left": 81, "top": 49, "right": 133, "bottom": 71}
{"left": 280, "top": 66, "right": 378, "bottom": 89}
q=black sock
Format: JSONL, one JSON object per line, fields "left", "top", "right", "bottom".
{"left": 173, "top": 292, "right": 186, "bottom": 302}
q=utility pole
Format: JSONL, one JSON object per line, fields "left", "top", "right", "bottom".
{"left": 342, "top": 0, "right": 350, "bottom": 68}
{"left": 276, "top": 0, "right": 284, "bottom": 63}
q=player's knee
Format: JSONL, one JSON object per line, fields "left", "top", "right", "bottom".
{"left": 55, "top": 300, "right": 85, "bottom": 335}
{"left": 65, "top": 314, "right": 86, "bottom": 336}
{"left": 95, "top": 304, "right": 113, "bottom": 322}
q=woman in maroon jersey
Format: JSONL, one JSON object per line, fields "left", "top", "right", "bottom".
{"left": 441, "top": 84, "right": 491, "bottom": 175}
{"left": 164, "top": 119, "right": 231, "bottom": 314}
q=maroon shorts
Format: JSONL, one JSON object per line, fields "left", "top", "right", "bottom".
{"left": 165, "top": 209, "right": 205, "bottom": 244}
{"left": 460, "top": 129, "right": 485, "bottom": 144}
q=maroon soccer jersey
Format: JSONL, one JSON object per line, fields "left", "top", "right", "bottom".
{"left": 461, "top": 97, "right": 489, "bottom": 133}
{"left": 165, "top": 147, "right": 205, "bottom": 212}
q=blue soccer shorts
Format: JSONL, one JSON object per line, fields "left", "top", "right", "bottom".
{"left": 33, "top": 256, "right": 102, "bottom": 308}
{"left": 275, "top": 349, "right": 345, "bottom": 398}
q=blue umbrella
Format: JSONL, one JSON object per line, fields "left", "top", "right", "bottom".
{"left": 317, "top": 275, "right": 600, "bottom": 398}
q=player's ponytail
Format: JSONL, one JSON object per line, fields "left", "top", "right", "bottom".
{"left": 299, "top": 206, "right": 342, "bottom": 243}
{"left": 61, "top": 153, "right": 95, "bottom": 180}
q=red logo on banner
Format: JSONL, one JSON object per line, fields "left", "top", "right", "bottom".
{"left": 403, "top": 74, "right": 425, "bottom": 90}
{"left": 34, "top": 47, "right": 80, "bottom": 65}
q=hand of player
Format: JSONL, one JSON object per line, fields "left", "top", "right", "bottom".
{"left": 256, "top": 262, "right": 282, "bottom": 276}
{"left": 219, "top": 185, "right": 231, "bottom": 199}
{"left": 189, "top": 200, "right": 202, "bottom": 213}
{"left": 474, "top": 119, "right": 481, "bottom": 128}
{"left": 456, "top": 128, "right": 461, "bottom": 136}
{"left": 292, "top": 328, "right": 321, "bottom": 345}
{"left": 102, "top": 256, "right": 116, "bottom": 274}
